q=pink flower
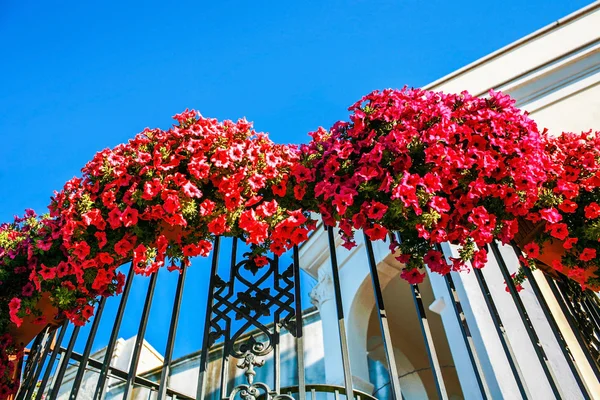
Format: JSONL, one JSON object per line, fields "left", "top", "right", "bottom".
{"left": 539, "top": 208, "right": 562, "bottom": 223}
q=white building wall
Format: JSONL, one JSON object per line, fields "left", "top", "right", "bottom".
{"left": 423, "top": 3, "right": 600, "bottom": 399}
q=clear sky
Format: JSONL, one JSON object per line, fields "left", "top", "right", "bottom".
{"left": 0, "top": 0, "right": 593, "bottom": 365}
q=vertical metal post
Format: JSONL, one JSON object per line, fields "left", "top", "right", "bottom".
{"left": 157, "top": 262, "right": 188, "bottom": 400}
{"left": 19, "top": 328, "right": 57, "bottom": 400}
{"left": 123, "top": 272, "right": 158, "bottom": 400}
{"left": 94, "top": 263, "right": 136, "bottom": 400}
{"left": 16, "top": 327, "right": 50, "bottom": 400}
{"left": 273, "top": 255, "right": 281, "bottom": 394}
{"left": 48, "top": 325, "right": 81, "bottom": 400}
{"left": 363, "top": 234, "right": 402, "bottom": 400}
{"left": 196, "top": 236, "right": 221, "bottom": 400}
{"left": 292, "top": 245, "right": 307, "bottom": 400}
{"left": 442, "top": 273, "right": 490, "bottom": 399}
{"left": 326, "top": 226, "right": 355, "bottom": 400}
{"left": 36, "top": 321, "right": 69, "bottom": 398}
{"left": 512, "top": 244, "right": 592, "bottom": 399}
{"left": 219, "top": 237, "right": 236, "bottom": 399}
{"left": 69, "top": 297, "right": 107, "bottom": 400}
{"left": 410, "top": 283, "right": 449, "bottom": 400}
{"left": 473, "top": 267, "right": 530, "bottom": 399}
{"left": 545, "top": 274, "right": 600, "bottom": 380}
{"left": 489, "top": 242, "right": 563, "bottom": 399}
{"left": 122, "top": 271, "right": 159, "bottom": 400}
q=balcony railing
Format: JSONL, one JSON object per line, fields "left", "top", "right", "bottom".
{"left": 14, "top": 227, "right": 600, "bottom": 400}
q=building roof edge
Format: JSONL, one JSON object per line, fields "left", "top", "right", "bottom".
{"left": 424, "top": 1, "right": 600, "bottom": 90}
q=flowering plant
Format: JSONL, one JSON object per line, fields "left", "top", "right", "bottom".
{"left": 0, "top": 334, "right": 20, "bottom": 399}
{"left": 298, "top": 88, "right": 549, "bottom": 283}
{"left": 0, "top": 111, "right": 315, "bottom": 398}
{"left": 518, "top": 131, "right": 600, "bottom": 290}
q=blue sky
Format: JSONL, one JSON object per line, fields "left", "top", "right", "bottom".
{"left": 0, "top": 0, "right": 593, "bottom": 362}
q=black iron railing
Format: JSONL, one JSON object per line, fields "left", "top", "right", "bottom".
{"left": 14, "top": 230, "right": 600, "bottom": 400}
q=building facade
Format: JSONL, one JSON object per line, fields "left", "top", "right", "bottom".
{"left": 20, "top": 2, "right": 600, "bottom": 400}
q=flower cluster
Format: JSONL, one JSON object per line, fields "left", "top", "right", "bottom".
{"left": 0, "top": 334, "right": 20, "bottom": 399}
{"left": 0, "top": 111, "right": 315, "bottom": 397}
{"left": 298, "top": 88, "right": 549, "bottom": 283}
{"left": 43, "top": 111, "right": 314, "bottom": 324}
{"left": 519, "top": 131, "right": 600, "bottom": 290}
{"left": 2, "top": 91, "right": 600, "bottom": 398}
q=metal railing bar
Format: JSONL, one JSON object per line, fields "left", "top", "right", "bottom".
{"left": 219, "top": 237, "right": 236, "bottom": 399}
{"left": 273, "top": 254, "right": 284, "bottom": 394}
{"left": 55, "top": 348, "right": 195, "bottom": 399}
{"left": 489, "top": 242, "right": 563, "bottom": 399}
{"left": 326, "top": 226, "right": 355, "bottom": 400}
{"left": 580, "top": 294, "right": 600, "bottom": 330}
{"left": 293, "top": 245, "right": 307, "bottom": 400}
{"left": 196, "top": 235, "right": 221, "bottom": 400}
{"left": 363, "top": 234, "right": 402, "bottom": 400}
{"left": 47, "top": 325, "right": 80, "bottom": 400}
{"left": 21, "top": 328, "right": 57, "bottom": 400}
{"left": 17, "top": 326, "right": 51, "bottom": 400}
{"left": 434, "top": 242, "right": 490, "bottom": 399}
{"left": 157, "top": 262, "right": 188, "bottom": 400}
{"left": 280, "top": 383, "right": 376, "bottom": 400}
{"left": 36, "top": 321, "right": 68, "bottom": 398}
{"left": 512, "top": 244, "right": 592, "bottom": 399}
{"left": 410, "top": 283, "right": 449, "bottom": 400}
{"left": 442, "top": 273, "right": 490, "bottom": 399}
{"left": 545, "top": 274, "right": 600, "bottom": 379}
{"left": 68, "top": 296, "right": 107, "bottom": 400}
{"left": 472, "top": 267, "right": 530, "bottom": 398}
{"left": 93, "top": 263, "right": 136, "bottom": 400}
{"left": 122, "top": 271, "right": 159, "bottom": 400}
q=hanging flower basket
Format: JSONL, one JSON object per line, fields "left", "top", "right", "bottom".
{"left": 8, "top": 294, "right": 63, "bottom": 348}
{"left": 513, "top": 218, "right": 561, "bottom": 279}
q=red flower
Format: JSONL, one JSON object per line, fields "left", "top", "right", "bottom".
{"left": 97, "top": 252, "right": 114, "bottom": 266}
{"left": 558, "top": 200, "right": 578, "bottom": 213}
{"left": 207, "top": 215, "right": 229, "bottom": 235}
{"left": 400, "top": 268, "right": 425, "bottom": 285}
{"left": 121, "top": 206, "right": 139, "bottom": 227}
{"left": 366, "top": 201, "right": 388, "bottom": 220}
{"left": 584, "top": 202, "right": 600, "bottom": 219}
{"left": 82, "top": 305, "right": 95, "bottom": 321}
{"left": 471, "top": 249, "right": 488, "bottom": 269}
{"left": 107, "top": 208, "right": 122, "bottom": 229}
{"left": 547, "top": 223, "right": 569, "bottom": 240}
{"left": 580, "top": 248, "right": 597, "bottom": 262}
{"left": 39, "top": 264, "right": 57, "bottom": 280}
{"left": 142, "top": 178, "right": 162, "bottom": 200}
{"left": 364, "top": 224, "right": 387, "bottom": 241}
{"left": 523, "top": 242, "right": 540, "bottom": 258}
{"left": 114, "top": 236, "right": 135, "bottom": 257}
{"left": 72, "top": 241, "right": 91, "bottom": 260}
{"left": 95, "top": 231, "right": 107, "bottom": 249}
{"left": 182, "top": 240, "right": 212, "bottom": 257}
{"left": 254, "top": 256, "right": 269, "bottom": 267}
{"left": 563, "top": 237, "right": 578, "bottom": 250}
